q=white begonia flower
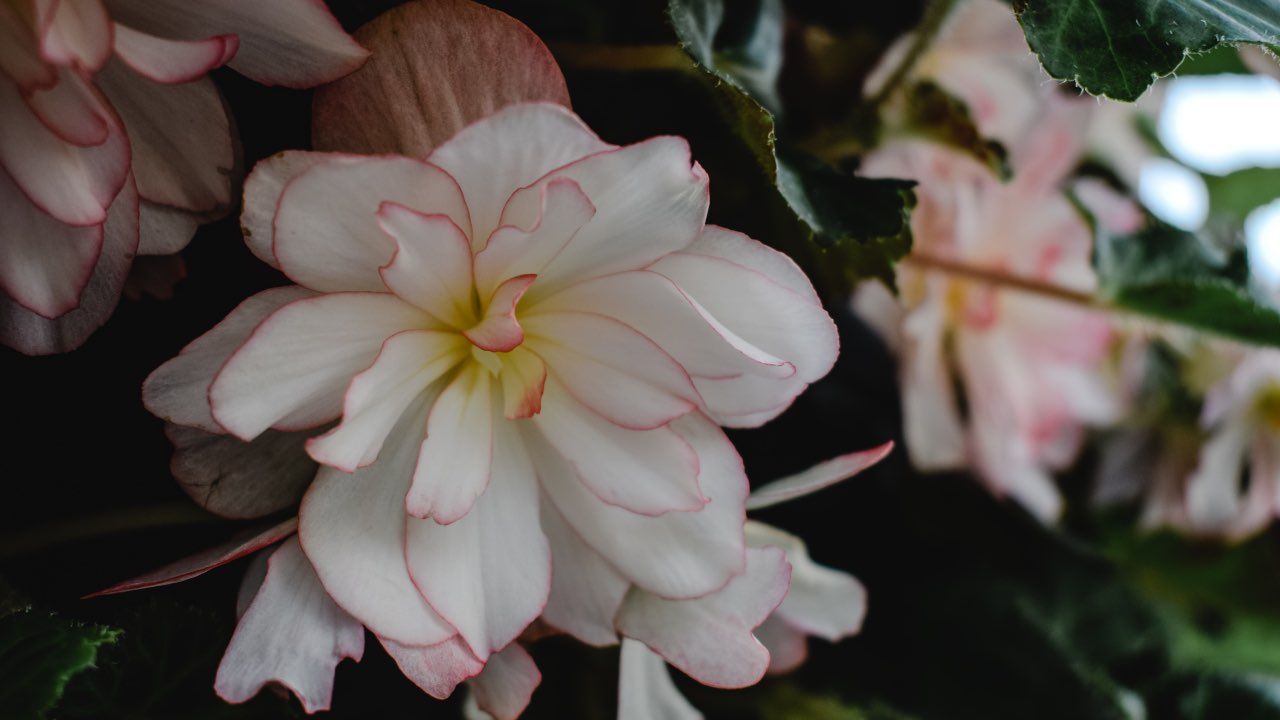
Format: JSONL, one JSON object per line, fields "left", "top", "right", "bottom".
{"left": 0, "top": 0, "right": 367, "bottom": 354}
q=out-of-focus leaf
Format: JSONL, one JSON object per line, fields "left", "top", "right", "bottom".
{"left": 0, "top": 611, "right": 120, "bottom": 720}
{"left": 1204, "top": 166, "right": 1280, "bottom": 221}
{"left": 756, "top": 684, "right": 920, "bottom": 720}
{"left": 668, "top": 0, "right": 917, "bottom": 290}
{"left": 1095, "top": 221, "right": 1280, "bottom": 347}
{"left": 1014, "top": 0, "right": 1280, "bottom": 101}
{"left": 888, "top": 81, "right": 1010, "bottom": 179}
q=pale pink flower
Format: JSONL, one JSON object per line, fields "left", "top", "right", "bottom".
{"left": 1183, "top": 349, "right": 1280, "bottom": 539}
{"left": 0, "top": 0, "right": 367, "bottom": 354}
{"left": 108, "top": 1, "right": 890, "bottom": 715}
{"left": 855, "top": 108, "right": 1121, "bottom": 521}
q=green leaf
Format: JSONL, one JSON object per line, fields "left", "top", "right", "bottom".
{"left": 1014, "top": 0, "right": 1280, "bottom": 101}
{"left": 668, "top": 0, "right": 917, "bottom": 290}
{"left": 1095, "top": 221, "right": 1280, "bottom": 346}
{"left": 0, "top": 611, "right": 120, "bottom": 720}
{"left": 1204, "top": 166, "right": 1280, "bottom": 221}
{"left": 888, "top": 81, "right": 1010, "bottom": 179}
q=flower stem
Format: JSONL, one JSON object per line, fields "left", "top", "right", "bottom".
{"left": 550, "top": 43, "right": 696, "bottom": 73}
{"left": 867, "top": 0, "right": 960, "bottom": 108}
{"left": 0, "top": 502, "right": 219, "bottom": 560}
{"left": 902, "top": 252, "right": 1101, "bottom": 308}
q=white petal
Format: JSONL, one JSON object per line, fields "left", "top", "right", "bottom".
{"left": 539, "top": 497, "right": 629, "bottom": 646}
{"left": 503, "top": 137, "right": 709, "bottom": 293}
{"left": 0, "top": 173, "right": 138, "bottom": 355}
{"left": 96, "top": 60, "right": 234, "bottom": 214}
{"left": 306, "top": 330, "right": 464, "bottom": 472}
{"left": 530, "top": 411, "right": 747, "bottom": 599}
{"left": 112, "top": 24, "right": 236, "bottom": 84}
{"left": 524, "top": 311, "right": 699, "bottom": 430}
{"left": 473, "top": 178, "right": 595, "bottom": 298}
{"left": 616, "top": 547, "right": 791, "bottom": 689}
{"left": 1186, "top": 418, "right": 1252, "bottom": 533}
{"left": 745, "top": 444, "right": 893, "bottom": 510}
{"left": 499, "top": 346, "right": 548, "bottom": 420}
{"left": 144, "top": 286, "right": 316, "bottom": 433}
{"left": 744, "top": 522, "right": 865, "bottom": 641}
{"left": 214, "top": 537, "right": 364, "bottom": 714}
{"left": 272, "top": 156, "right": 472, "bottom": 293}
{"left": 376, "top": 203, "right": 475, "bottom": 326}
{"left": 899, "top": 300, "right": 969, "bottom": 471}
{"left": 754, "top": 617, "right": 808, "bottom": 675}
{"left": 210, "top": 292, "right": 431, "bottom": 440}
{"left": 406, "top": 417, "right": 549, "bottom": 659}
{"left": 618, "top": 639, "right": 703, "bottom": 720}
{"left": 468, "top": 643, "right": 541, "bottom": 720}
{"left": 166, "top": 424, "right": 316, "bottom": 520}
{"left": 240, "top": 151, "right": 341, "bottom": 268}
{"left": 465, "top": 275, "right": 536, "bottom": 352}
{"left": 40, "top": 0, "right": 112, "bottom": 73}
{"left": 380, "top": 635, "right": 483, "bottom": 700}
{"left": 103, "top": 0, "right": 368, "bottom": 87}
{"left": 406, "top": 365, "right": 495, "bottom": 523}
{"left": 136, "top": 200, "right": 202, "bottom": 255}
{"left": 298, "top": 397, "right": 456, "bottom": 647}
{"left": 532, "top": 383, "right": 704, "bottom": 516}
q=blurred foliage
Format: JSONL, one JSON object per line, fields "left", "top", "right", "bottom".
{"left": 1204, "top": 167, "right": 1280, "bottom": 222}
{"left": 0, "top": 609, "right": 120, "bottom": 720}
{"left": 1014, "top": 0, "right": 1280, "bottom": 101}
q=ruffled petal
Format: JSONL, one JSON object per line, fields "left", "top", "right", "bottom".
{"left": 464, "top": 275, "right": 536, "bottom": 352}
{"left": 473, "top": 178, "right": 595, "bottom": 298}
{"left": 165, "top": 424, "right": 316, "bottom": 520}
{"left": 298, "top": 397, "right": 456, "bottom": 646}
{"left": 312, "top": 0, "right": 567, "bottom": 161}
{"left": 468, "top": 643, "right": 541, "bottom": 720}
{"left": 532, "top": 382, "right": 704, "bottom": 516}
{"left": 272, "top": 155, "right": 471, "bottom": 293}
{"left": 376, "top": 203, "right": 475, "bottom": 326}
{"left": 406, "top": 365, "right": 495, "bottom": 523}
{"left": 498, "top": 346, "right": 547, "bottom": 420}
{"left": 617, "top": 639, "right": 703, "bottom": 720}
{"left": 406, "top": 418, "right": 549, "bottom": 658}
{"left": 103, "top": 0, "right": 368, "bottom": 87}
{"left": 616, "top": 547, "right": 790, "bottom": 689}
{"left": 745, "top": 522, "right": 865, "bottom": 641}
{"left": 214, "top": 537, "right": 364, "bottom": 714}
{"left": 210, "top": 292, "right": 431, "bottom": 440}
{"left": 380, "top": 635, "right": 483, "bottom": 700}
{"left": 39, "top": 0, "right": 112, "bottom": 73}
{"left": 240, "top": 151, "right": 341, "bottom": 268}
{"left": 754, "top": 617, "right": 807, "bottom": 674}
{"left": 306, "top": 330, "right": 466, "bottom": 472}
{"left": 530, "top": 411, "right": 746, "bottom": 599}
{"left": 112, "top": 23, "right": 236, "bottom": 83}
{"left": 538, "top": 497, "right": 629, "bottom": 646}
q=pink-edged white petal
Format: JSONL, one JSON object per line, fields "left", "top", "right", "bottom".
{"left": 380, "top": 635, "right": 484, "bottom": 700}
{"left": 240, "top": 151, "right": 342, "bottom": 268}
{"left": 144, "top": 286, "right": 316, "bottom": 433}
{"left": 0, "top": 71, "right": 128, "bottom": 227}
{"left": 136, "top": 200, "right": 202, "bottom": 255}
{"left": 272, "top": 156, "right": 471, "bottom": 293}
{"left": 468, "top": 643, "right": 541, "bottom": 720}
{"left": 539, "top": 497, "right": 629, "bottom": 646}
{"left": 165, "top": 424, "right": 316, "bottom": 520}
{"left": 376, "top": 203, "right": 475, "bottom": 326}
{"left": 312, "top": 0, "right": 567, "bottom": 161}
{"left": 530, "top": 411, "right": 747, "bottom": 599}
{"left": 0, "top": 3, "right": 55, "bottom": 91}
{"left": 532, "top": 382, "right": 704, "bottom": 516}
{"left": 524, "top": 311, "right": 699, "bottom": 430}
{"left": 616, "top": 547, "right": 791, "bottom": 689}
{"left": 745, "top": 444, "right": 893, "bottom": 510}
{"left": 499, "top": 346, "right": 547, "bottom": 420}
{"left": 535, "top": 270, "right": 792, "bottom": 382}
{"left": 112, "top": 24, "right": 236, "bottom": 83}
{"left": 23, "top": 67, "right": 110, "bottom": 146}
{"left": 103, "top": 0, "right": 368, "bottom": 88}
{"left": 299, "top": 397, "right": 456, "bottom": 646}
{"left": 754, "top": 617, "right": 807, "bottom": 674}
{"left": 682, "top": 224, "right": 821, "bottom": 304}
{"left": 86, "top": 517, "right": 298, "bottom": 597}
{"left": 503, "top": 137, "right": 709, "bottom": 294}
{"left": 744, "top": 522, "right": 866, "bottom": 642}
{"left": 650, "top": 227, "right": 837, "bottom": 427}
{"left": 306, "top": 330, "right": 466, "bottom": 471}
{"left": 465, "top": 275, "right": 536, "bottom": 352}
{"left": 431, "top": 104, "right": 611, "bottom": 243}
{"left": 473, "top": 178, "right": 595, "bottom": 298}
{"left": 95, "top": 60, "right": 234, "bottom": 214}
{"left": 210, "top": 292, "right": 431, "bottom": 440}
{"left": 39, "top": 0, "right": 112, "bottom": 73}
{"left": 406, "top": 417, "right": 549, "bottom": 658}
{"left": 0, "top": 171, "right": 139, "bottom": 355}
{"left": 406, "top": 365, "right": 494, "bottom": 523}
{"left": 617, "top": 639, "right": 703, "bottom": 720}
{"left": 214, "top": 537, "right": 364, "bottom": 714}
{"left": 0, "top": 167, "right": 103, "bottom": 318}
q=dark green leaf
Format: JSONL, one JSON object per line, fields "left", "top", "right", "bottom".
{"left": 0, "top": 611, "right": 119, "bottom": 720}
{"left": 1095, "top": 221, "right": 1280, "bottom": 346}
{"left": 1015, "top": 0, "right": 1280, "bottom": 101}
{"left": 890, "top": 81, "right": 1011, "bottom": 179}
{"left": 668, "top": 0, "right": 917, "bottom": 290}
{"left": 1204, "top": 166, "right": 1280, "bottom": 221}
